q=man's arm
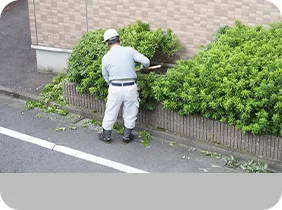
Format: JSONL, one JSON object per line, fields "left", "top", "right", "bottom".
{"left": 102, "top": 59, "right": 110, "bottom": 84}
{"left": 132, "top": 49, "right": 150, "bottom": 68}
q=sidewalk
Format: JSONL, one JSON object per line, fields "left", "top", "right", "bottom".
{"left": 0, "top": 0, "right": 54, "bottom": 98}
{"left": 0, "top": 0, "right": 281, "bottom": 173}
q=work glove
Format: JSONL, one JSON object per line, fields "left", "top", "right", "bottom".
{"left": 139, "top": 65, "right": 148, "bottom": 74}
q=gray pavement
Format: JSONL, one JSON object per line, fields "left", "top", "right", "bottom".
{"left": 0, "top": 0, "right": 54, "bottom": 96}
{"left": 0, "top": 94, "right": 243, "bottom": 173}
{"left": 0, "top": 0, "right": 281, "bottom": 173}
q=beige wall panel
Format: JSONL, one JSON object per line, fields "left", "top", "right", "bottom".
{"left": 27, "top": 0, "right": 37, "bottom": 45}
{"left": 33, "top": 0, "right": 87, "bottom": 49}
{"left": 86, "top": 0, "right": 281, "bottom": 59}
{"left": 32, "top": 0, "right": 281, "bottom": 58}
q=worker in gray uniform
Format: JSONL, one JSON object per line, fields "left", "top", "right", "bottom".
{"left": 98, "top": 29, "right": 150, "bottom": 143}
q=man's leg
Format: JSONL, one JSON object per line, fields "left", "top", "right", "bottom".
{"left": 99, "top": 86, "right": 123, "bottom": 142}
{"left": 122, "top": 85, "right": 139, "bottom": 142}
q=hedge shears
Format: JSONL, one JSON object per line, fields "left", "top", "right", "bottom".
{"left": 136, "top": 65, "right": 162, "bottom": 73}
{"left": 136, "top": 65, "right": 162, "bottom": 92}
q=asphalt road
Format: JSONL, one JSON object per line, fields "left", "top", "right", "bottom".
{"left": 0, "top": 0, "right": 54, "bottom": 96}
{"left": 0, "top": 94, "right": 244, "bottom": 173}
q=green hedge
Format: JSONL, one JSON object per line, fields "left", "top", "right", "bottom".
{"left": 153, "top": 20, "right": 282, "bottom": 136}
{"left": 66, "top": 20, "right": 182, "bottom": 109}
{"left": 66, "top": 29, "right": 109, "bottom": 99}
{"left": 66, "top": 19, "right": 282, "bottom": 136}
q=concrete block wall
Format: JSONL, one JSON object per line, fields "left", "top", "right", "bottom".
{"left": 28, "top": 0, "right": 281, "bottom": 60}
{"left": 63, "top": 83, "right": 282, "bottom": 162}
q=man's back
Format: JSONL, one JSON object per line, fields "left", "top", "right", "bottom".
{"left": 102, "top": 45, "right": 150, "bottom": 84}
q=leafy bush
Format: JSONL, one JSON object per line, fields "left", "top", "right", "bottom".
{"left": 136, "top": 72, "right": 160, "bottom": 110}
{"left": 66, "top": 19, "right": 282, "bottom": 136}
{"left": 119, "top": 20, "right": 183, "bottom": 62}
{"left": 66, "top": 21, "right": 182, "bottom": 110}
{"left": 153, "top": 20, "right": 282, "bottom": 136}
{"left": 205, "top": 25, "right": 231, "bottom": 49}
{"left": 67, "top": 29, "right": 109, "bottom": 99}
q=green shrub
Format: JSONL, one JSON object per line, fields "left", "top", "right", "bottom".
{"left": 67, "top": 29, "right": 109, "bottom": 99}
{"left": 66, "top": 21, "right": 182, "bottom": 110}
{"left": 205, "top": 25, "right": 231, "bottom": 50}
{"left": 119, "top": 20, "right": 183, "bottom": 62}
{"left": 136, "top": 72, "right": 160, "bottom": 110}
{"left": 153, "top": 20, "right": 282, "bottom": 136}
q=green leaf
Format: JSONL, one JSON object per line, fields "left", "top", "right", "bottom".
{"left": 69, "top": 126, "right": 77, "bottom": 130}
{"left": 55, "top": 127, "right": 66, "bottom": 132}
{"left": 139, "top": 130, "right": 151, "bottom": 148}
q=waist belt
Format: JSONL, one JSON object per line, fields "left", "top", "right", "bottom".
{"left": 111, "top": 82, "right": 135, "bottom": 86}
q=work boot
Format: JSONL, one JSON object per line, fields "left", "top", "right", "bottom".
{"left": 98, "top": 129, "right": 112, "bottom": 143}
{"left": 122, "top": 127, "right": 134, "bottom": 143}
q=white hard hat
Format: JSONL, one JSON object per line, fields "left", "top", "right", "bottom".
{"left": 103, "top": 29, "right": 119, "bottom": 42}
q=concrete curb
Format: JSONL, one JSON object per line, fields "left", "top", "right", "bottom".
{"left": 0, "top": 85, "right": 39, "bottom": 101}
{"left": 1, "top": 85, "right": 282, "bottom": 172}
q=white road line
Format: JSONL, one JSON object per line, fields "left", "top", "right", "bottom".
{"left": 0, "top": 126, "right": 149, "bottom": 173}
{"left": 54, "top": 145, "right": 148, "bottom": 173}
{"left": 0, "top": 126, "right": 55, "bottom": 149}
